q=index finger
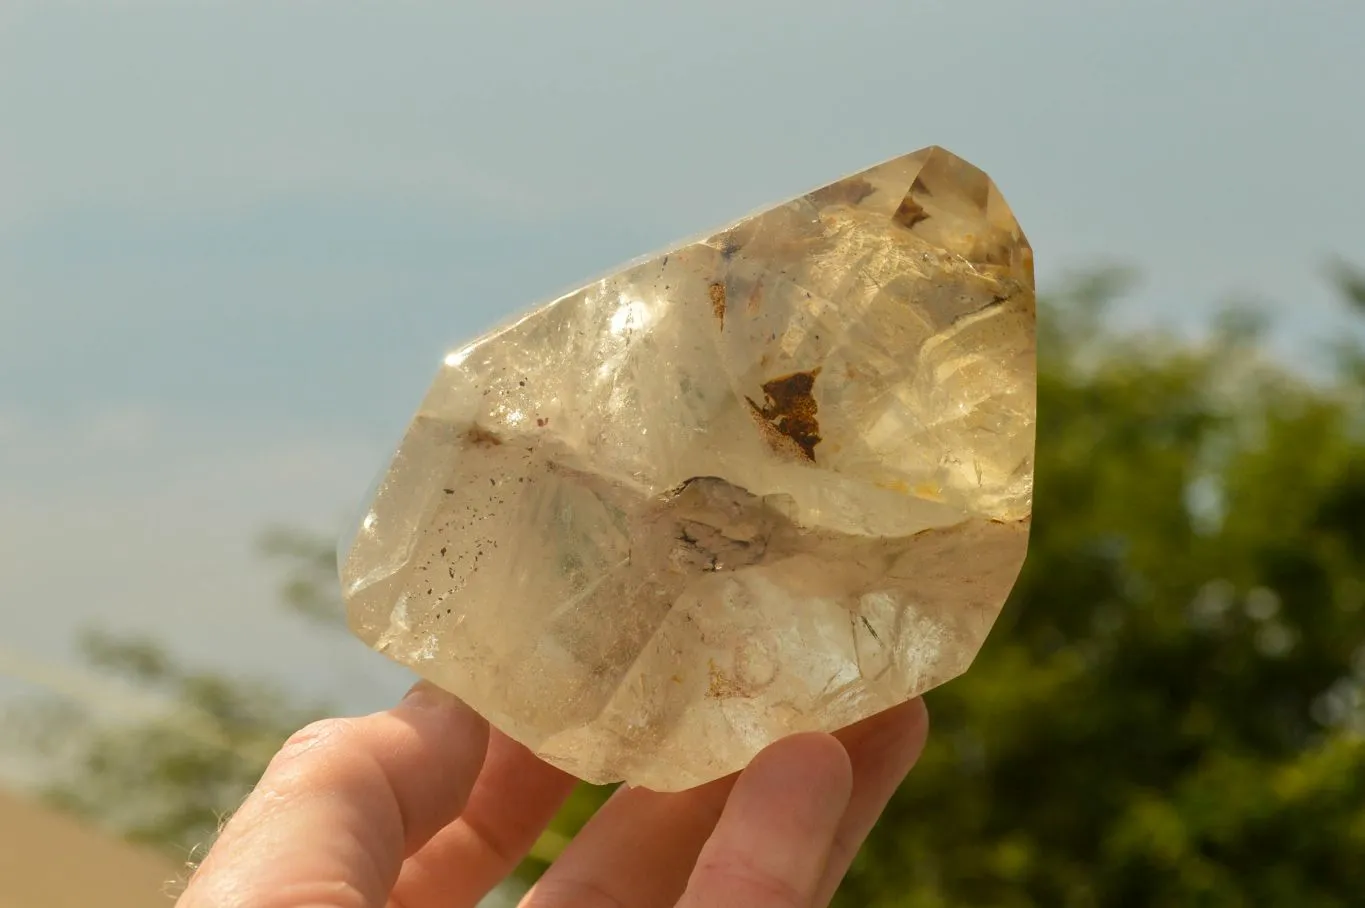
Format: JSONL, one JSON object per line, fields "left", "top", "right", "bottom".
{"left": 677, "top": 732, "right": 854, "bottom": 908}
{"left": 178, "top": 682, "right": 489, "bottom": 908}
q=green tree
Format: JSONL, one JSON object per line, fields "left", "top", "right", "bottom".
{"left": 829, "top": 269, "right": 1365, "bottom": 906}
{"left": 7, "top": 267, "right": 1364, "bottom": 905}
{"left": 3, "top": 533, "right": 340, "bottom": 856}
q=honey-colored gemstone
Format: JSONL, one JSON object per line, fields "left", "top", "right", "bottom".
{"left": 340, "top": 146, "right": 1036, "bottom": 790}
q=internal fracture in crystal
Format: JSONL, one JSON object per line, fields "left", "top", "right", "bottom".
{"left": 340, "top": 146, "right": 1037, "bottom": 790}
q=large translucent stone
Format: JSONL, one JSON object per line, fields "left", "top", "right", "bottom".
{"left": 340, "top": 146, "right": 1036, "bottom": 790}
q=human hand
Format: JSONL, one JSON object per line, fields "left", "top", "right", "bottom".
{"left": 177, "top": 682, "right": 928, "bottom": 907}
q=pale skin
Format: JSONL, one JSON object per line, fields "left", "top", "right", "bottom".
{"left": 178, "top": 682, "right": 928, "bottom": 908}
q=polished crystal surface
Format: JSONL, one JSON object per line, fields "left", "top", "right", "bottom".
{"left": 340, "top": 146, "right": 1036, "bottom": 790}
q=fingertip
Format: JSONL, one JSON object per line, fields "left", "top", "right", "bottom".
{"left": 387, "top": 683, "right": 490, "bottom": 848}
{"left": 735, "top": 731, "right": 854, "bottom": 837}
{"left": 676, "top": 733, "right": 853, "bottom": 907}
{"left": 399, "top": 678, "right": 468, "bottom": 712}
{"left": 837, "top": 697, "right": 929, "bottom": 756}
{"left": 750, "top": 731, "right": 854, "bottom": 797}
{"left": 181, "top": 684, "right": 491, "bottom": 908}
{"left": 811, "top": 698, "right": 932, "bottom": 905}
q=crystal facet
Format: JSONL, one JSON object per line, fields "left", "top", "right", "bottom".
{"left": 341, "top": 146, "right": 1036, "bottom": 790}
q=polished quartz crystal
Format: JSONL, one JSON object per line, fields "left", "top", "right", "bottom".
{"left": 340, "top": 146, "right": 1036, "bottom": 790}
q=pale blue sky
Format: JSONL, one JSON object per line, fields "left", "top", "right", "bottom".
{"left": 2, "top": 1, "right": 1363, "bottom": 714}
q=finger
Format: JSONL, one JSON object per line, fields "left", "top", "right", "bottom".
{"left": 392, "top": 729, "right": 577, "bottom": 908}
{"left": 179, "top": 683, "right": 488, "bottom": 908}
{"left": 814, "top": 698, "right": 929, "bottom": 904}
{"left": 520, "top": 772, "right": 737, "bottom": 908}
{"left": 677, "top": 733, "right": 853, "bottom": 908}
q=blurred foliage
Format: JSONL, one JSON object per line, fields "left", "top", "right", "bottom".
{"left": 257, "top": 527, "right": 350, "bottom": 627}
{"left": 7, "top": 266, "right": 1365, "bottom": 904}
{"left": 824, "top": 269, "right": 1365, "bottom": 906}
{"left": 3, "top": 536, "right": 340, "bottom": 856}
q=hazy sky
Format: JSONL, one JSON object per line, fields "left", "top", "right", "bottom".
{"left": 2, "top": 1, "right": 1363, "bottom": 716}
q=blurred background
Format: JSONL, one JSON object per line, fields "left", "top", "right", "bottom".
{"left": 1, "top": 2, "right": 1362, "bottom": 905}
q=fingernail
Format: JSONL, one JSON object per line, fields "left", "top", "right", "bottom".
{"left": 401, "top": 679, "right": 449, "bottom": 708}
